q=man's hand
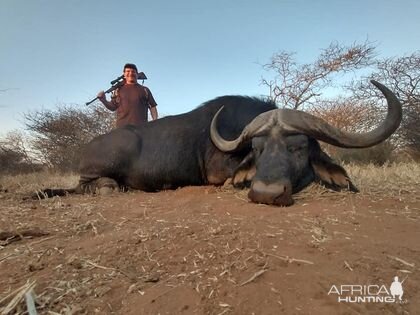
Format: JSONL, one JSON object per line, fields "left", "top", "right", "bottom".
{"left": 97, "top": 90, "right": 106, "bottom": 101}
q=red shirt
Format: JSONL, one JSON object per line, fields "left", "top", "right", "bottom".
{"left": 106, "top": 83, "right": 157, "bottom": 127}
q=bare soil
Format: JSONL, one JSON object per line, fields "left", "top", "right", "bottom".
{"left": 0, "top": 185, "right": 419, "bottom": 314}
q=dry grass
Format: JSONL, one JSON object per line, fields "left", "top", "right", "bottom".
{"left": 292, "top": 162, "right": 419, "bottom": 204}
{"left": 0, "top": 163, "right": 419, "bottom": 314}
{"left": 0, "top": 162, "right": 419, "bottom": 198}
{"left": 0, "top": 171, "right": 79, "bottom": 195}
{"left": 346, "top": 162, "right": 420, "bottom": 196}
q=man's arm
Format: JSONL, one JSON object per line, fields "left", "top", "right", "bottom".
{"left": 97, "top": 91, "right": 118, "bottom": 111}
{"left": 145, "top": 86, "right": 158, "bottom": 120}
{"left": 150, "top": 106, "right": 158, "bottom": 120}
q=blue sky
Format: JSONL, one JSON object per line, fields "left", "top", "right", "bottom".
{"left": 1, "top": 0, "right": 419, "bottom": 135}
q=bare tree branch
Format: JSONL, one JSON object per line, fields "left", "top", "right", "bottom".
{"left": 347, "top": 51, "right": 420, "bottom": 151}
{"left": 261, "top": 40, "right": 376, "bottom": 109}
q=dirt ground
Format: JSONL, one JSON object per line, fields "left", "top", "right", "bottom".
{"left": 0, "top": 185, "right": 419, "bottom": 314}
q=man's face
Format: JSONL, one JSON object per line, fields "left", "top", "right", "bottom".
{"left": 124, "top": 68, "right": 138, "bottom": 84}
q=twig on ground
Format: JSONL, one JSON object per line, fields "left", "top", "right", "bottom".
{"left": 150, "top": 285, "right": 178, "bottom": 301}
{"left": 264, "top": 253, "right": 314, "bottom": 265}
{"left": 217, "top": 307, "right": 231, "bottom": 315}
{"left": 25, "top": 289, "right": 38, "bottom": 315}
{"left": 83, "top": 259, "right": 134, "bottom": 280}
{"left": 0, "top": 229, "right": 49, "bottom": 246}
{"left": 0, "top": 253, "right": 15, "bottom": 263}
{"left": 239, "top": 269, "right": 267, "bottom": 286}
{"left": 84, "top": 260, "right": 116, "bottom": 271}
{"left": 388, "top": 255, "right": 415, "bottom": 268}
{"left": 30, "top": 236, "right": 56, "bottom": 246}
{"left": 344, "top": 260, "right": 353, "bottom": 271}
{"left": 0, "top": 280, "right": 36, "bottom": 315}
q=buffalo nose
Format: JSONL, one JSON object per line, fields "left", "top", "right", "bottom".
{"left": 248, "top": 180, "right": 294, "bottom": 206}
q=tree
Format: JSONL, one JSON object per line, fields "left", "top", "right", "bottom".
{"left": 23, "top": 104, "right": 115, "bottom": 171}
{"left": 262, "top": 41, "right": 420, "bottom": 161}
{"left": 261, "top": 41, "right": 376, "bottom": 109}
{"left": 0, "top": 131, "right": 41, "bottom": 174}
{"left": 306, "top": 97, "right": 395, "bottom": 164}
{"left": 347, "top": 52, "right": 420, "bottom": 152}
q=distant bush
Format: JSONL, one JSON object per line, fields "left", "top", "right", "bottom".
{"left": 0, "top": 147, "right": 42, "bottom": 175}
{"left": 308, "top": 98, "right": 396, "bottom": 165}
{"left": 0, "top": 131, "right": 42, "bottom": 175}
{"left": 328, "top": 141, "right": 395, "bottom": 165}
{"left": 23, "top": 104, "right": 115, "bottom": 171}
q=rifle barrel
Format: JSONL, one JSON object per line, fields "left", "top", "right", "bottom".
{"left": 85, "top": 80, "right": 125, "bottom": 106}
{"left": 85, "top": 97, "right": 98, "bottom": 106}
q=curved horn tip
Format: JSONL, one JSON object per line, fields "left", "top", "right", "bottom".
{"left": 370, "top": 79, "right": 384, "bottom": 89}
{"left": 210, "top": 105, "right": 243, "bottom": 152}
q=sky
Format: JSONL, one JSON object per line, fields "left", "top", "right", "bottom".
{"left": 1, "top": 0, "right": 419, "bottom": 136}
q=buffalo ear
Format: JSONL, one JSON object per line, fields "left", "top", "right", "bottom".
{"left": 232, "top": 152, "right": 256, "bottom": 188}
{"left": 309, "top": 141, "right": 358, "bottom": 192}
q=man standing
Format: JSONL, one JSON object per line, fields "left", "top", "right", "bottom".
{"left": 97, "top": 63, "right": 158, "bottom": 127}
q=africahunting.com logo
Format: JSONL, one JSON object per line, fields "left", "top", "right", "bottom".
{"left": 328, "top": 276, "right": 408, "bottom": 304}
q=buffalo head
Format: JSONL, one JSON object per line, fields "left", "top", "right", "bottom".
{"left": 210, "top": 80, "right": 402, "bottom": 206}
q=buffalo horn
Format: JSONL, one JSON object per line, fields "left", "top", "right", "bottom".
{"left": 210, "top": 80, "right": 402, "bottom": 151}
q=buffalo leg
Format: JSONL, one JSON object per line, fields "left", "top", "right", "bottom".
{"left": 79, "top": 176, "right": 119, "bottom": 195}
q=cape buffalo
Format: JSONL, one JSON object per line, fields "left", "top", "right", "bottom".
{"left": 38, "top": 80, "right": 401, "bottom": 206}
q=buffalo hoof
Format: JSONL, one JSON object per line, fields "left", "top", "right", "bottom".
{"left": 98, "top": 186, "right": 117, "bottom": 196}
{"left": 94, "top": 177, "right": 119, "bottom": 196}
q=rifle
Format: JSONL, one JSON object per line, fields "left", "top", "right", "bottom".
{"left": 85, "top": 72, "right": 147, "bottom": 106}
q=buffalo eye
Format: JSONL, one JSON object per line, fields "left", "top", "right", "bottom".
{"left": 252, "top": 137, "right": 265, "bottom": 155}
{"left": 287, "top": 145, "right": 298, "bottom": 153}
